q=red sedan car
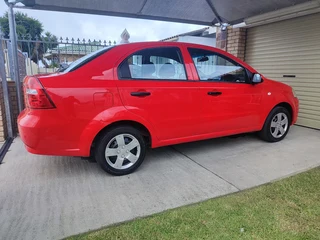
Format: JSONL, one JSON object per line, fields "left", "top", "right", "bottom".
{"left": 18, "top": 42, "right": 299, "bottom": 175}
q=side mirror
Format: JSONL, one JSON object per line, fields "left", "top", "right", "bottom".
{"left": 252, "top": 73, "right": 263, "bottom": 84}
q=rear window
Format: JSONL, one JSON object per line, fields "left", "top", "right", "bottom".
{"left": 61, "top": 46, "right": 114, "bottom": 73}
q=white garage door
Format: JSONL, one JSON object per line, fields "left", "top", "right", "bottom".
{"left": 245, "top": 13, "right": 320, "bottom": 129}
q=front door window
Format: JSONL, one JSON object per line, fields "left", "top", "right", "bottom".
{"left": 188, "top": 48, "right": 248, "bottom": 83}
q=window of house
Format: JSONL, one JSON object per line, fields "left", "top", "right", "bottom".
{"left": 118, "top": 47, "right": 187, "bottom": 80}
{"left": 188, "top": 48, "right": 248, "bottom": 83}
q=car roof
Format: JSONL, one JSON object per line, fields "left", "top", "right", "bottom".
{"left": 114, "top": 41, "right": 219, "bottom": 51}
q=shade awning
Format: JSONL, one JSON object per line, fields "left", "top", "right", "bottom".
{"left": 8, "top": 0, "right": 312, "bottom": 25}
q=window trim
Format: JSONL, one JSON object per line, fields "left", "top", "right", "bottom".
{"left": 188, "top": 47, "right": 252, "bottom": 84}
{"left": 117, "top": 46, "right": 188, "bottom": 81}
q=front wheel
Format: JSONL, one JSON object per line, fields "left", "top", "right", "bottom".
{"left": 95, "top": 126, "right": 146, "bottom": 175}
{"left": 259, "top": 106, "right": 291, "bottom": 142}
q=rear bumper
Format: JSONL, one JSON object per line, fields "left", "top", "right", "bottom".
{"left": 23, "top": 144, "right": 81, "bottom": 156}
{"left": 18, "top": 109, "right": 87, "bottom": 156}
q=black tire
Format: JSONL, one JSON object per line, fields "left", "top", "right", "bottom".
{"left": 94, "top": 126, "right": 146, "bottom": 175}
{"left": 259, "top": 106, "right": 291, "bottom": 142}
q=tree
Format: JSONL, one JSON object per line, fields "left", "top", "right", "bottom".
{"left": 0, "top": 11, "right": 58, "bottom": 67}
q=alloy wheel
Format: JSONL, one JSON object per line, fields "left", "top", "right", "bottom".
{"left": 270, "top": 113, "right": 289, "bottom": 138}
{"left": 105, "top": 134, "right": 141, "bottom": 170}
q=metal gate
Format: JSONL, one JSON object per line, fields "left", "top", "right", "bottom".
{"left": 0, "top": 31, "right": 116, "bottom": 141}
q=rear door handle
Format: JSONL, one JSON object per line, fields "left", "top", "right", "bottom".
{"left": 130, "top": 92, "right": 151, "bottom": 97}
{"left": 208, "top": 91, "right": 222, "bottom": 96}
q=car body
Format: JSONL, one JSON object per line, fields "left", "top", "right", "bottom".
{"left": 18, "top": 42, "right": 299, "bottom": 175}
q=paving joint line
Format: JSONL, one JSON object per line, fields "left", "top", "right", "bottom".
{"left": 171, "top": 146, "right": 241, "bottom": 191}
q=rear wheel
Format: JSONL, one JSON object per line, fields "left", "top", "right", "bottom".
{"left": 259, "top": 106, "right": 291, "bottom": 142}
{"left": 95, "top": 126, "right": 146, "bottom": 175}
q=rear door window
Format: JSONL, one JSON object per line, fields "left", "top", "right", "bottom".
{"left": 118, "top": 47, "right": 187, "bottom": 80}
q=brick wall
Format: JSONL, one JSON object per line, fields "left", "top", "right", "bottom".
{"left": 226, "top": 28, "right": 247, "bottom": 61}
{"left": 0, "top": 83, "right": 8, "bottom": 142}
{"left": 215, "top": 28, "right": 227, "bottom": 51}
{"left": 215, "top": 27, "right": 247, "bottom": 61}
{"left": 8, "top": 81, "right": 23, "bottom": 135}
{"left": 0, "top": 81, "right": 24, "bottom": 142}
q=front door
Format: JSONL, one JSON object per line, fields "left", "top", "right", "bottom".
{"left": 116, "top": 46, "right": 200, "bottom": 141}
{"left": 187, "top": 47, "right": 263, "bottom": 135}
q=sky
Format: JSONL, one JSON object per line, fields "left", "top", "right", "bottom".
{"left": 0, "top": 1, "right": 207, "bottom": 43}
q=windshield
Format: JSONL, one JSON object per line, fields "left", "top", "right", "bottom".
{"left": 60, "top": 46, "right": 114, "bottom": 73}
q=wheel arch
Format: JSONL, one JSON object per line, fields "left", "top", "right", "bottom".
{"left": 273, "top": 102, "right": 293, "bottom": 124}
{"left": 90, "top": 120, "right": 152, "bottom": 157}
{"left": 260, "top": 101, "right": 294, "bottom": 131}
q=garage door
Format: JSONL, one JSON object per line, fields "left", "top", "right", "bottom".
{"left": 245, "top": 13, "right": 320, "bottom": 129}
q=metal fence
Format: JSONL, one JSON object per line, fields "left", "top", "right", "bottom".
{"left": 0, "top": 35, "right": 117, "bottom": 81}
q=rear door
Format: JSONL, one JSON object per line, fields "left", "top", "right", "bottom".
{"left": 116, "top": 46, "right": 201, "bottom": 141}
{"left": 187, "top": 47, "right": 263, "bottom": 135}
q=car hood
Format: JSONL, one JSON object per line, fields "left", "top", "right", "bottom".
{"left": 263, "top": 77, "right": 292, "bottom": 92}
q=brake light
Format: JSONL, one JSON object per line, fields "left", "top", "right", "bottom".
{"left": 24, "top": 77, "right": 55, "bottom": 109}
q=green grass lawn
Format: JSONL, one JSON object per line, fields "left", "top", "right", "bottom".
{"left": 66, "top": 167, "right": 320, "bottom": 240}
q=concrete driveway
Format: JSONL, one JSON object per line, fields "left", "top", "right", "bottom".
{"left": 0, "top": 126, "right": 319, "bottom": 240}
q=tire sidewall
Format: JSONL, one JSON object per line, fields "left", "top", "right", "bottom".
{"left": 95, "top": 126, "right": 146, "bottom": 175}
{"left": 263, "top": 106, "right": 291, "bottom": 142}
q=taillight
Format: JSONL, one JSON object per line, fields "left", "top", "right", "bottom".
{"left": 24, "top": 77, "right": 55, "bottom": 109}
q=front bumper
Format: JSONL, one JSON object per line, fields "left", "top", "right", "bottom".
{"left": 291, "top": 97, "right": 299, "bottom": 125}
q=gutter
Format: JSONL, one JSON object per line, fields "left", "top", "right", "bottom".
{"left": 244, "top": 0, "right": 320, "bottom": 27}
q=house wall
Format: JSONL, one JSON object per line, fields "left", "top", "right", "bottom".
{"left": 226, "top": 28, "right": 247, "bottom": 61}
{"left": 215, "top": 28, "right": 227, "bottom": 51}
{"left": 63, "top": 54, "right": 83, "bottom": 63}
{"left": 215, "top": 27, "right": 247, "bottom": 61}
{"left": 0, "top": 81, "right": 23, "bottom": 141}
{"left": 49, "top": 54, "right": 85, "bottom": 64}
{"left": 56, "top": 54, "right": 84, "bottom": 63}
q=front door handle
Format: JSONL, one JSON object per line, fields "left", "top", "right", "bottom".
{"left": 130, "top": 91, "right": 151, "bottom": 97}
{"left": 208, "top": 91, "right": 222, "bottom": 96}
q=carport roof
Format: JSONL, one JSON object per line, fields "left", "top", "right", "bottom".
{"left": 9, "top": 0, "right": 312, "bottom": 25}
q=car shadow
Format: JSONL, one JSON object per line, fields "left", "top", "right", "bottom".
{"left": 28, "top": 133, "right": 262, "bottom": 178}
{"left": 171, "top": 132, "right": 261, "bottom": 153}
